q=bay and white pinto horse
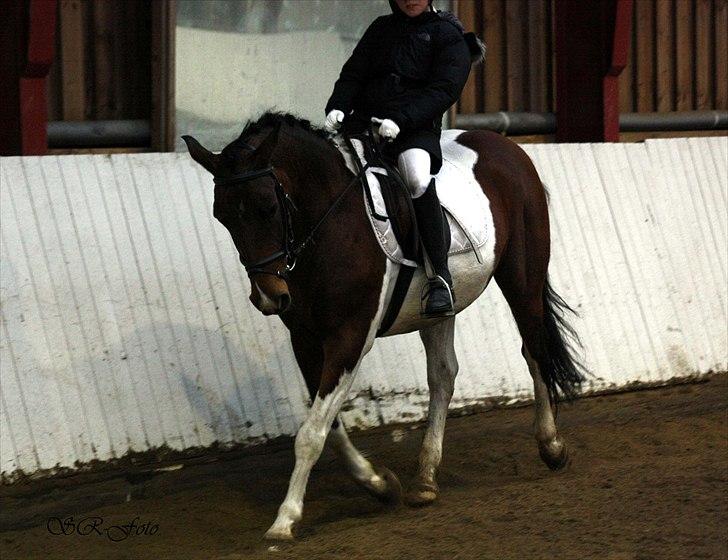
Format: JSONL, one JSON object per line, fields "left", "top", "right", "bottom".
{"left": 183, "top": 112, "right": 585, "bottom": 540}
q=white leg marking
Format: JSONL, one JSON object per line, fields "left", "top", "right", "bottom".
{"left": 329, "top": 417, "right": 386, "bottom": 492}
{"left": 265, "top": 371, "right": 357, "bottom": 539}
{"left": 416, "top": 317, "right": 458, "bottom": 485}
{"left": 523, "top": 347, "right": 567, "bottom": 470}
{"left": 523, "top": 347, "right": 558, "bottom": 443}
{"left": 265, "top": 260, "right": 394, "bottom": 540}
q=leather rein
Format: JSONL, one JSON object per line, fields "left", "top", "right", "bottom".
{"left": 213, "top": 152, "right": 369, "bottom": 280}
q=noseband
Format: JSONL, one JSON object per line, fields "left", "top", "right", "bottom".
{"left": 213, "top": 161, "right": 368, "bottom": 280}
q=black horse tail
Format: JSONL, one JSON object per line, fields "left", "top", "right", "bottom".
{"left": 540, "top": 278, "right": 588, "bottom": 407}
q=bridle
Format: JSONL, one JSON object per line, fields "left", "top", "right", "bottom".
{"left": 213, "top": 167, "right": 298, "bottom": 279}
{"left": 213, "top": 158, "right": 369, "bottom": 280}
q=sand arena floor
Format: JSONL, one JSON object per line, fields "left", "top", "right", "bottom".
{"left": 1, "top": 375, "right": 726, "bottom": 560}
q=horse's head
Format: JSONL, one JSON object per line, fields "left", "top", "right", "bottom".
{"left": 182, "top": 125, "right": 293, "bottom": 316}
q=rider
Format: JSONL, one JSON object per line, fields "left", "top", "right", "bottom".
{"left": 324, "top": 0, "right": 484, "bottom": 316}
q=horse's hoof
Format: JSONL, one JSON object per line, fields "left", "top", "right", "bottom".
{"left": 264, "top": 524, "right": 296, "bottom": 541}
{"left": 539, "top": 438, "right": 570, "bottom": 471}
{"left": 404, "top": 479, "right": 439, "bottom": 507}
{"left": 358, "top": 466, "right": 403, "bottom": 505}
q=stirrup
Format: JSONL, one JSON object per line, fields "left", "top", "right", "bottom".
{"left": 419, "top": 275, "right": 455, "bottom": 318}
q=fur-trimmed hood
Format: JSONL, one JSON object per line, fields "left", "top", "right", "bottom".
{"left": 437, "top": 11, "right": 486, "bottom": 64}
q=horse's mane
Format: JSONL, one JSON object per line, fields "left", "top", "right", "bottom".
{"left": 221, "top": 111, "right": 331, "bottom": 162}
{"left": 246, "top": 111, "right": 329, "bottom": 142}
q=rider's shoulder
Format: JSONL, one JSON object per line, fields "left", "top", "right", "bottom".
{"left": 368, "top": 15, "right": 391, "bottom": 30}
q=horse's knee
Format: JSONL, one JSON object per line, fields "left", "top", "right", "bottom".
{"left": 295, "top": 421, "right": 327, "bottom": 461}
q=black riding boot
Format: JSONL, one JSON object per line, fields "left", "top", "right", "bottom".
{"left": 413, "top": 178, "right": 455, "bottom": 317}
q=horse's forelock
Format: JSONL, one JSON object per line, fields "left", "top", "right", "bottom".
{"left": 220, "top": 138, "right": 252, "bottom": 165}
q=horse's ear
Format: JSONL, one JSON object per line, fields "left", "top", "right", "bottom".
{"left": 182, "top": 135, "right": 220, "bottom": 175}
{"left": 253, "top": 122, "right": 283, "bottom": 163}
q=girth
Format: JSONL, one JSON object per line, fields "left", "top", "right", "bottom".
{"left": 341, "top": 128, "right": 421, "bottom": 337}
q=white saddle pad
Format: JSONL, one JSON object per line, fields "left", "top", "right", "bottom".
{"left": 333, "top": 129, "right": 490, "bottom": 268}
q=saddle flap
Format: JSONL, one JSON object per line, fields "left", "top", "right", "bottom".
{"left": 333, "top": 131, "right": 489, "bottom": 267}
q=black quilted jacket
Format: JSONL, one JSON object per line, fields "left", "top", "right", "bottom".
{"left": 325, "top": 2, "right": 480, "bottom": 133}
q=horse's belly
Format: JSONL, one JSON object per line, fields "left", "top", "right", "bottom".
{"left": 380, "top": 249, "right": 496, "bottom": 337}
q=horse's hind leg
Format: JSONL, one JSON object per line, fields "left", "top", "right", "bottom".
{"left": 521, "top": 342, "right": 569, "bottom": 469}
{"left": 329, "top": 416, "right": 402, "bottom": 503}
{"left": 495, "top": 222, "right": 581, "bottom": 470}
{"left": 497, "top": 289, "right": 569, "bottom": 469}
{"left": 406, "top": 316, "right": 458, "bottom": 506}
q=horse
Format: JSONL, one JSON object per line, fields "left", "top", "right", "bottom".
{"left": 182, "top": 111, "right": 586, "bottom": 541}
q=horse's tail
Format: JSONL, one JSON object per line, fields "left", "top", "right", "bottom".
{"left": 540, "top": 277, "right": 588, "bottom": 406}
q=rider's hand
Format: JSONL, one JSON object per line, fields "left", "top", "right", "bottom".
{"left": 371, "top": 117, "right": 400, "bottom": 141}
{"left": 324, "top": 110, "right": 345, "bottom": 133}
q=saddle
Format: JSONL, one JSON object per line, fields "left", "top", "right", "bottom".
{"left": 340, "top": 129, "right": 423, "bottom": 266}
{"left": 334, "top": 128, "right": 488, "bottom": 335}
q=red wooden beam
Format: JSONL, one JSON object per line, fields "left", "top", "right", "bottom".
{"left": 21, "top": 0, "right": 57, "bottom": 155}
{"left": 0, "top": 0, "right": 56, "bottom": 155}
{"left": 555, "top": 0, "right": 633, "bottom": 142}
{"left": 603, "top": 0, "right": 633, "bottom": 141}
{"left": 0, "top": 1, "right": 26, "bottom": 155}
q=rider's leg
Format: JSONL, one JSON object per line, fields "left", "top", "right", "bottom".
{"left": 398, "top": 148, "right": 454, "bottom": 316}
{"left": 397, "top": 148, "right": 432, "bottom": 198}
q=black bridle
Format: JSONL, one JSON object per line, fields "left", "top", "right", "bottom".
{"left": 213, "top": 160, "right": 369, "bottom": 280}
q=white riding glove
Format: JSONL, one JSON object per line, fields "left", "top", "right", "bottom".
{"left": 371, "top": 117, "right": 400, "bottom": 140}
{"left": 324, "top": 109, "right": 345, "bottom": 133}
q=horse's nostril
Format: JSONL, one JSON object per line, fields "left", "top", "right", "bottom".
{"left": 278, "top": 293, "right": 291, "bottom": 313}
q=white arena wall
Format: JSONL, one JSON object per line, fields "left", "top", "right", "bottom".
{"left": 1, "top": 136, "right": 726, "bottom": 482}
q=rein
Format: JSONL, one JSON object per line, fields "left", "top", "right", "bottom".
{"left": 213, "top": 158, "right": 369, "bottom": 280}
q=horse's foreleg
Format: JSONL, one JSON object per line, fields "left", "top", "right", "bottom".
{"left": 328, "top": 416, "right": 402, "bottom": 503}
{"left": 406, "top": 316, "right": 458, "bottom": 506}
{"left": 264, "top": 367, "right": 357, "bottom": 540}
{"left": 265, "top": 324, "right": 380, "bottom": 540}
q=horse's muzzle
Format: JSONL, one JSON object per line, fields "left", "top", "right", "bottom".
{"left": 251, "top": 281, "right": 291, "bottom": 316}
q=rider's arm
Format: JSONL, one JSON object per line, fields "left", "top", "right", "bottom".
{"left": 325, "top": 17, "right": 384, "bottom": 117}
{"left": 380, "top": 26, "right": 471, "bottom": 131}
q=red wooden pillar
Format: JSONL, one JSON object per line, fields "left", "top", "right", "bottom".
{"left": 0, "top": 0, "right": 57, "bottom": 155}
{"left": 554, "top": 0, "right": 633, "bottom": 142}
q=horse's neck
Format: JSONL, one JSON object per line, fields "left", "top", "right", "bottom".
{"left": 278, "top": 135, "right": 353, "bottom": 220}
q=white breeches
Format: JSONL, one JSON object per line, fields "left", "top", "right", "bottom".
{"left": 397, "top": 148, "right": 433, "bottom": 198}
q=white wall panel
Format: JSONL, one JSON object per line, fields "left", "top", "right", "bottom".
{"left": 1, "top": 137, "right": 726, "bottom": 481}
